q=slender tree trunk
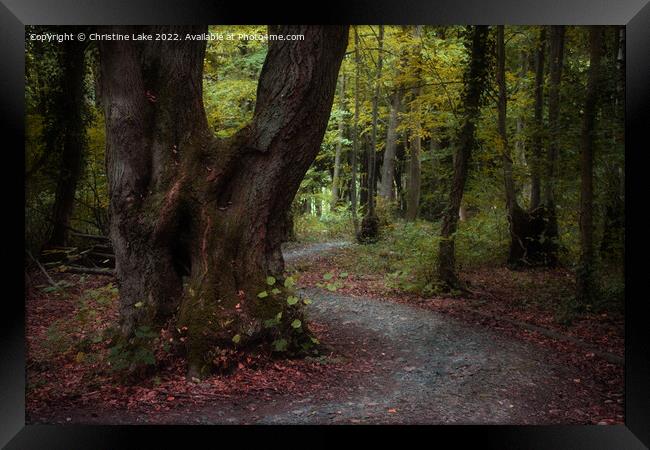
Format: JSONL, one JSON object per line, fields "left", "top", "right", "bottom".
{"left": 395, "top": 135, "right": 407, "bottom": 215}
{"left": 405, "top": 25, "right": 423, "bottom": 222}
{"left": 540, "top": 25, "right": 565, "bottom": 266}
{"left": 405, "top": 133, "right": 422, "bottom": 221}
{"left": 437, "top": 25, "right": 490, "bottom": 289}
{"left": 498, "top": 26, "right": 517, "bottom": 214}
{"left": 496, "top": 26, "right": 539, "bottom": 266}
{"left": 497, "top": 26, "right": 519, "bottom": 260}
{"left": 99, "top": 25, "right": 348, "bottom": 377}
{"left": 576, "top": 26, "right": 603, "bottom": 304}
{"left": 359, "top": 26, "right": 384, "bottom": 242}
{"left": 515, "top": 51, "right": 528, "bottom": 199}
{"left": 331, "top": 76, "right": 346, "bottom": 208}
{"left": 458, "top": 204, "right": 467, "bottom": 222}
{"left": 600, "top": 27, "right": 625, "bottom": 260}
{"left": 350, "top": 28, "right": 360, "bottom": 236}
{"left": 530, "top": 27, "right": 546, "bottom": 211}
{"left": 379, "top": 91, "right": 401, "bottom": 201}
{"left": 48, "top": 40, "right": 87, "bottom": 247}
{"left": 368, "top": 25, "right": 384, "bottom": 214}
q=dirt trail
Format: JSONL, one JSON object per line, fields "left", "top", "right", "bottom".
{"left": 282, "top": 240, "right": 351, "bottom": 262}
{"left": 259, "top": 241, "right": 587, "bottom": 424}
{"left": 32, "top": 241, "right": 596, "bottom": 424}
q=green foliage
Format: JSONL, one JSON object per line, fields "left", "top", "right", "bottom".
{"left": 455, "top": 208, "right": 509, "bottom": 270}
{"left": 107, "top": 325, "right": 158, "bottom": 373}
{"left": 331, "top": 213, "right": 509, "bottom": 296}
{"left": 294, "top": 206, "right": 354, "bottom": 242}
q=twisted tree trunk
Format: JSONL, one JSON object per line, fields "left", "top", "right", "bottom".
{"left": 99, "top": 25, "right": 348, "bottom": 377}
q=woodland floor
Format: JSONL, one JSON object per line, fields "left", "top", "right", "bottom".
{"left": 26, "top": 240, "right": 623, "bottom": 425}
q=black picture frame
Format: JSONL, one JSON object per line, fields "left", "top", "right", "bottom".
{"left": 4, "top": 0, "right": 649, "bottom": 447}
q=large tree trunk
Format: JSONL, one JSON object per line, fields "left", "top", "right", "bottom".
{"left": 48, "top": 40, "right": 87, "bottom": 247}
{"left": 331, "top": 76, "right": 346, "bottom": 208}
{"left": 379, "top": 91, "right": 401, "bottom": 201}
{"left": 359, "top": 25, "right": 384, "bottom": 242}
{"left": 99, "top": 25, "right": 348, "bottom": 377}
{"left": 405, "top": 26, "right": 423, "bottom": 222}
{"left": 436, "top": 25, "right": 490, "bottom": 289}
{"left": 576, "top": 26, "right": 603, "bottom": 304}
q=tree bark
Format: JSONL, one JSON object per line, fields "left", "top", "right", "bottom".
{"left": 379, "top": 91, "right": 401, "bottom": 201}
{"left": 350, "top": 28, "right": 361, "bottom": 236}
{"left": 359, "top": 25, "right": 384, "bottom": 242}
{"left": 436, "top": 25, "right": 490, "bottom": 289}
{"left": 331, "top": 75, "right": 346, "bottom": 208}
{"left": 99, "top": 25, "right": 348, "bottom": 377}
{"left": 541, "top": 25, "right": 565, "bottom": 266}
{"left": 405, "top": 26, "right": 423, "bottom": 222}
{"left": 48, "top": 39, "right": 87, "bottom": 247}
{"left": 600, "top": 27, "right": 625, "bottom": 260}
{"left": 497, "top": 26, "right": 543, "bottom": 267}
{"left": 530, "top": 27, "right": 546, "bottom": 211}
{"left": 576, "top": 26, "right": 603, "bottom": 304}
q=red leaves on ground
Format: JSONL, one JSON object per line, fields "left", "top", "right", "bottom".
{"left": 25, "top": 270, "right": 365, "bottom": 424}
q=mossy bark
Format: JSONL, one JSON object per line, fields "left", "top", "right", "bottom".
{"left": 99, "top": 25, "right": 349, "bottom": 377}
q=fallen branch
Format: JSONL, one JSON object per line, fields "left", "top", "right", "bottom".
{"left": 71, "top": 232, "right": 110, "bottom": 241}
{"left": 61, "top": 266, "right": 115, "bottom": 276}
{"left": 89, "top": 252, "right": 115, "bottom": 260}
{"left": 25, "top": 250, "right": 57, "bottom": 287}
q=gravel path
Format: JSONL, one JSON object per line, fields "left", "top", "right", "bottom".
{"left": 250, "top": 240, "right": 582, "bottom": 424}
{"left": 255, "top": 287, "right": 576, "bottom": 424}
{"left": 282, "top": 240, "right": 351, "bottom": 262}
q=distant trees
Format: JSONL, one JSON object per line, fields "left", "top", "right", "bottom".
{"left": 25, "top": 24, "right": 626, "bottom": 356}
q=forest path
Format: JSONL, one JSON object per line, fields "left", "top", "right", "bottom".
{"left": 282, "top": 240, "right": 351, "bottom": 262}
{"left": 34, "top": 240, "right": 590, "bottom": 425}
{"left": 249, "top": 241, "right": 584, "bottom": 424}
